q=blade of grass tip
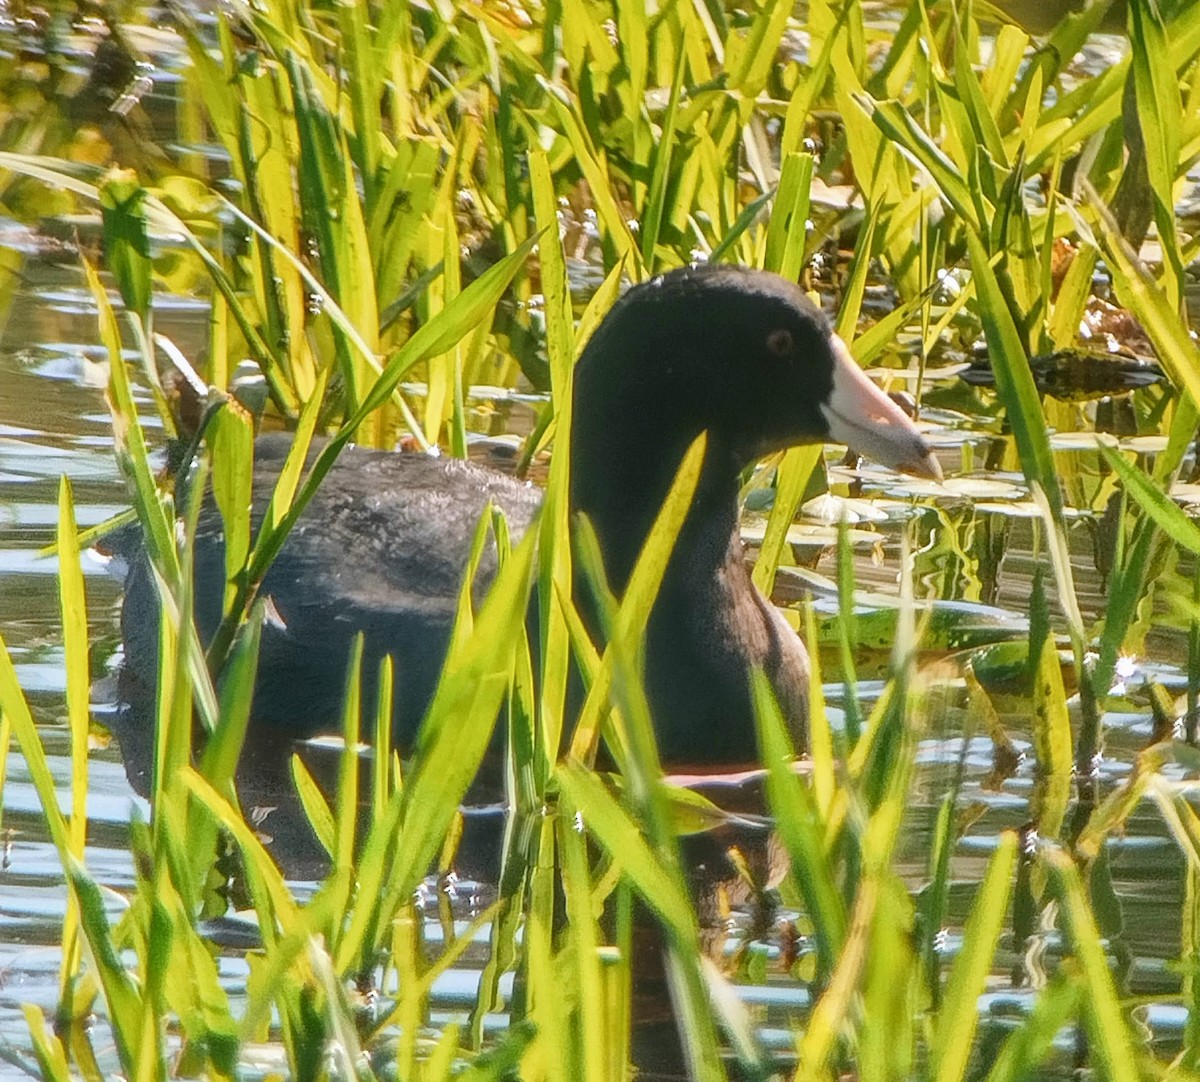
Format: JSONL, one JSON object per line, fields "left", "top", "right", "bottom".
{"left": 373, "top": 655, "right": 396, "bottom": 820}
{"left": 833, "top": 199, "right": 880, "bottom": 341}
{"left": 929, "top": 831, "right": 1018, "bottom": 1082}
{"left": 198, "top": 600, "right": 263, "bottom": 797}
{"left": 440, "top": 506, "right": 496, "bottom": 676}
{"left": 764, "top": 151, "right": 809, "bottom": 277}
{"left": 575, "top": 256, "right": 627, "bottom": 353}
{"left": 330, "top": 635, "right": 366, "bottom": 952}
{"left": 56, "top": 477, "right": 90, "bottom": 1001}
{"left": 751, "top": 672, "right": 847, "bottom": 982}
{"left": 640, "top": 47, "right": 687, "bottom": 270}
{"left": 207, "top": 399, "right": 255, "bottom": 615}
{"left": 1043, "top": 846, "right": 1141, "bottom": 1082}
{"left": 35, "top": 506, "right": 138, "bottom": 561}
{"left": 290, "top": 755, "right": 336, "bottom": 860}
{"left": 751, "top": 445, "right": 821, "bottom": 598}
{"left": 527, "top": 148, "right": 576, "bottom": 767}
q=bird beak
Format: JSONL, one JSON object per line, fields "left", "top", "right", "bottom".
{"left": 820, "top": 335, "right": 943, "bottom": 481}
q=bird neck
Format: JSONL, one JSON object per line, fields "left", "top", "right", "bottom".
{"left": 569, "top": 434, "right": 745, "bottom": 597}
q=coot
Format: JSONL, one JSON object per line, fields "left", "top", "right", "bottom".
{"left": 115, "top": 264, "right": 940, "bottom": 774}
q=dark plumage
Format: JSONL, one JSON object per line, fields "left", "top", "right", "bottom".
{"left": 114, "top": 264, "right": 940, "bottom": 778}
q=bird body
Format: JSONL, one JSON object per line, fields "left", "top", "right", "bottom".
{"left": 113, "top": 264, "right": 940, "bottom": 779}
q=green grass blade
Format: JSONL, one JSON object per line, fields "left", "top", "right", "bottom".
{"left": 1043, "top": 847, "right": 1141, "bottom": 1082}
{"left": 929, "top": 832, "right": 1019, "bottom": 1082}
{"left": 22, "top": 1004, "right": 71, "bottom": 1082}
{"left": 966, "top": 230, "right": 1064, "bottom": 521}
{"left": 1099, "top": 443, "right": 1200, "bottom": 552}
{"left": 750, "top": 446, "right": 821, "bottom": 598}
{"left": 56, "top": 478, "right": 90, "bottom": 1001}
{"left": 764, "top": 151, "right": 813, "bottom": 280}
{"left": 1129, "top": 0, "right": 1185, "bottom": 310}
{"left": 752, "top": 672, "right": 847, "bottom": 980}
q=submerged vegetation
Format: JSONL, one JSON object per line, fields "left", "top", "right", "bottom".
{"left": 1, "top": 0, "right": 1200, "bottom": 1078}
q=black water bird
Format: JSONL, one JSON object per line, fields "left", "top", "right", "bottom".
{"left": 113, "top": 263, "right": 941, "bottom": 780}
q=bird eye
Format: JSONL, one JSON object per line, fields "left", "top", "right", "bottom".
{"left": 766, "top": 328, "right": 793, "bottom": 357}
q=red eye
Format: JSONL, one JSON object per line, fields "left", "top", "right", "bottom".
{"left": 766, "top": 328, "right": 793, "bottom": 357}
